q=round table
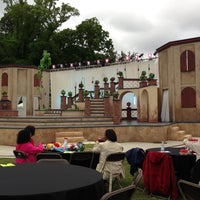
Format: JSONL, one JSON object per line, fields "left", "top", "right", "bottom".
{"left": 0, "top": 163, "right": 105, "bottom": 200}
{"left": 146, "top": 147, "right": 196, "bottom": 180}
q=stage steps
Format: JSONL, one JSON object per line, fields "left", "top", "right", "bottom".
{"left": 0, "top": 116, "right": 113, "bottom": 127}
{"left": 90, "top": 99, "right": 105, "bottom": 116}
{"left": 168, "top": 126, "right": 192, "bottom": 141}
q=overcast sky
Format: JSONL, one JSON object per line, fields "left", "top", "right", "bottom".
{"left": 1, "top": 0, "right": 200, "bottom": 57}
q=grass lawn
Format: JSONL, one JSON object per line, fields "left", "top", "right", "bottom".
{"left": 0, "top": 144, "right": 183, "bottom": 200}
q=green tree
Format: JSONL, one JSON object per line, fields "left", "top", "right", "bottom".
{"left": 74, "top": 17, "right": 115, "bottom": 63}
{"left": 0, "top": 0, "right": 79, "bottom": 65}
{"left": 38, "top": 50, "right": 51, "bottom": 87}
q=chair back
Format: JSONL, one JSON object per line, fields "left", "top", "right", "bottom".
{"left": 100, "top": 184, "right": 136, "bottom": 200}
{"left": 36, "top": 152, "right": 62, "bottom": 161}
{"left": 13, "top": 150, "right": 27, "bottom": 160}
{"left": 37, "top": 158, "right": 69, "bottom": 164}
{"left": 106, "top": 152, "right": 125, "bottom": 162}
{"left": 69, "top": 151, "right": 94, "bottom": 168}
{"left": 91, "top": 152, "right": 100, "bottom": 169}
{"left": 178, "top": 179, "right": 200, "bottom": 200}
{"left": 143, "top": 151, "right": 178, "bottom": 199}
{"left": 125, "top": 147, "right": 146, "bottom": 175}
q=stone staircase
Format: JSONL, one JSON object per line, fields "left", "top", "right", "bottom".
{"left": 168, "top": 125, "right": 192, "bottom": 141}
{"left": 0, "top": 116, "right": 114, "bottom": 127}
{"left": 90, "top": 99, "right": 105, "bottom": 116}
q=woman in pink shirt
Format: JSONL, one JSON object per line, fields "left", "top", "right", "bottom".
{"left": 15, "top": 129, "right": 43, "bottom": 164}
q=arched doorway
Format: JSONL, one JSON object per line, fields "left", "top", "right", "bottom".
{"left": 121, "top": 92, "right": 138, "bottom": 120}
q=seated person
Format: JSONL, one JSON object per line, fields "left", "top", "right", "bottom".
{"left": 92, "top": 129, "right": 124, "bottom": 180}
{"left": 24, "top": 125, "right": 35, "bottom": 145}
{"left": 183, "top": 137, "right": 200, "bottom": 160}
{"left": 15, "top": 129, "right": 43, "bottom": 164}
{"left": 183, "top": 137, "right": 200, "bottom": 184}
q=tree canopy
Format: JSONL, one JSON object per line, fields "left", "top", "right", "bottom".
{"left": 0, "top": 0, "right": 116, "bottom": 67}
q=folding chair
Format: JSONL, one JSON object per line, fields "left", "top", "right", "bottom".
{"left": 143, "top": 151, "right": 178, "bottom": 200}
{"left": 91, "top": 152, "right": 100, "bottom": 169}
{"left": 101, "top": 152, "right": 125, "bottom": 192}
{"left": 37, "top": 158, "right": 69, "bottom": 164}
{"left": 69, "top": 151, "right": 94, "bottom": 168}
{"left": 125, "top": 147, "right": 145, "bottom": 188}
{"left": 36, "top": 152, "right": 62, "bottom": 161}
{"left": 100, "top": 184, "right": 136, "bottom": 200}
{"left": 178, "top": 179, "right": 200, "bottom": 200}
{"left": 13, "top": 150, "right": 27, "bottom": 160}
{"left": 132, "top": 168, "right": 143, "bottom": 188}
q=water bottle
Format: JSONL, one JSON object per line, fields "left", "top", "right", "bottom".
{"left": 160, "top": 141, "right": 165, "bottom": 152}
{"left": 62, "top": 137, "right": 68, "bottom": 151}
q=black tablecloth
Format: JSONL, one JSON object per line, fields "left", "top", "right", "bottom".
{"left": 146, "top": 147, "right": 196, "bottom": 180}
{"left": 42, "top": 150, "right": 100, "bottom": 169}
{"left": 0, "top": 163, "right": 105, "bottom": 200}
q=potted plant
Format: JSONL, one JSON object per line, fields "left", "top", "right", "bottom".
{"left": 83, "top": 90, "right": 89, "bottom": 98}
{"left": 1, "top": 91, "right": 8, "bottom": 100}
{"left": 61, "top": 89, "right": 66, "bottom": 96}
{"left": 139, "top": 71, "right": 147, "bottom": 87}
{"left": 117, "top": 71, "right": 123, "bottom": 77}
{"left": 67, "top": 91, "right": 73, "bottom": 97}
{"left": 103, "top": 77, "right": 108, "bottom": 83}
{"left": 104, "top": 90, "right": 110, "bottom": 97}
{"left": 2, "top": 91, "right": 7, "bottom": 96}
{"left": 110, "top": 77, "right": 115, "bottom": 82}
{"left": 79, "top": 81, "right": 84, "bottom": 89}
{"left": 113, "top": 91, "right": 119, "bottom": 99}
{"left": 148, "top": 73, "right": 157, "bottom": 86}
{"left": 95, "top": 80, "right": 99, "bottom": 85}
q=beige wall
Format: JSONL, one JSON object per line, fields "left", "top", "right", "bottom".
{"left": 2, "top": 122, "right": 200, "bottom": 146}
{"left": 0, "top": 67, "right": 50, "bottom": 115}
{"left": 158, "top": 40, "right": 200, "bottom": 122}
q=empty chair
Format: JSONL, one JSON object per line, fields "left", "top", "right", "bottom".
{"left": 13, "top": 150, "right": 27, "bottom": 160}
{"left": 36, "top": 152, "right": 62, "bottom": 161}
{"left": 178, "top": 179, "right": 200, "bottom": 200}
{"left": 69, "top": 151, "right": 94, "bottom": 168}
{"left": 100, "top": 184, "right": 136, "bottom": 200}
{"left": 37, "top": 158, "right": 69, "bottom": 164}
{"left": 100, "top": 152, "right": 125, "bottom": 192}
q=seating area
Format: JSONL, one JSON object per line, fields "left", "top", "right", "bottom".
{"left": 35, "top": 151, "right": 100, "bottom": 169}
{"left": 10, "top": 141, "right": 200, "bottom": 199}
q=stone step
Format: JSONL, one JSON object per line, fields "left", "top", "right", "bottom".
{"left": 0, "top": 116, "right": 111, "bottom": 122}
{"left": 0, "top": 116, "right": 113, "bottom": 127}
{"left": 168, "top": 126, "right": 191, "bottom": 141}
{"left": 90, "top": 107, "right": 104, "bottom": 111}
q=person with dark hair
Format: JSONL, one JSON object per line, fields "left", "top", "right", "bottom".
{"left": 15, "top": 129, "right": 43, "bottom": 164}
{"left": 92, "top": 129, "right": 124, "bottom": 180}
{"left": 24, "top": 125, "right": 35, "bottom": 145}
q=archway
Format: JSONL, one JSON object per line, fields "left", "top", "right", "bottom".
{"left": 121, "top": 91, "right": 138, "bottom": 120}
